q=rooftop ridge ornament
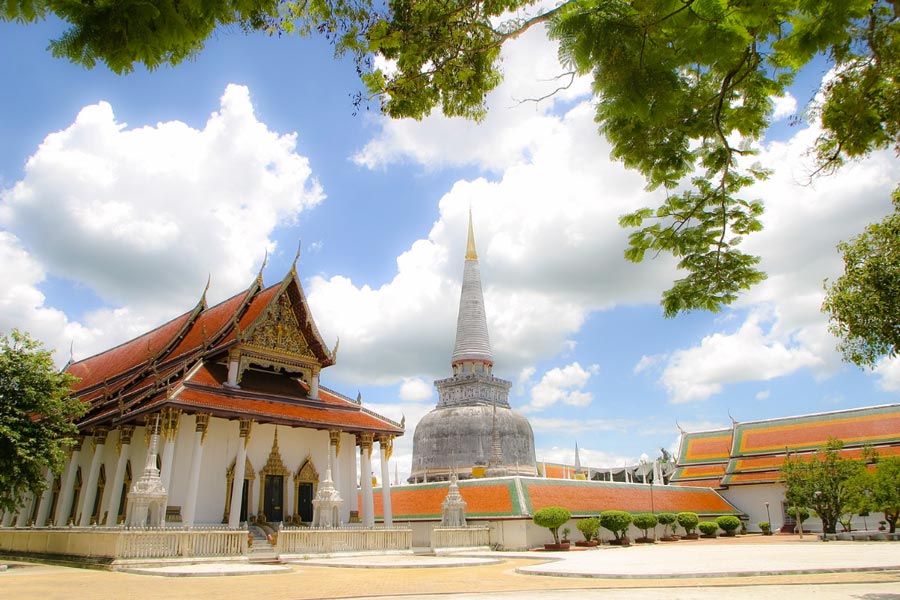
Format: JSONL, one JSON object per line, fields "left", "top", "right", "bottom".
{"left": 257, "top": 249, "right": 268, "bottom": 286}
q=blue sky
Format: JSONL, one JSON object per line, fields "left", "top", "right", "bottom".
{"left": 2, "top": 17, "right": 899, "bottom": 481}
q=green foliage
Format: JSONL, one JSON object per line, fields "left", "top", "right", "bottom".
{"left": 781, "top": 438, "right": 866, "bottom": 534}
{"left": 656, "top": 511, "right": 677, "bottom": 536}
{"left": 698, "top": 521, "right": 719, "bottom": 536}
{"left": 576, "top": 516, "right": 601, "bottom": 541}
{"left": 632, "top": 512, "right": 658, "bottom": 539}
{"left": 759, "top": 521, "right": 771, "bottom": 530}
{"left": 823, "top": 190, "right": 900, "bottom": 368}
{"left": 0, "top": 330, "right": 83, "bottom": 512}
{"left": 715, "top": 515, "right": 742, "bottom": 533}
{"left": 533, "top": 506, "right": 572, "bottom": 544}
{"left": 676, "top": 511, "right": 700, "bottom": 535}
{"left": 599, "top": 509, "right": 634, "bottom": 541}
{"left": 788, "top": 506, "right": 810, "bottom": 523}
{"left": 867, "top": 456, "right": 900, "bottom": 533}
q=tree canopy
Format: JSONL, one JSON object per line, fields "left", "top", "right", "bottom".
{"left": 823, "top": 190, "right": 900, "bottom": 368}
{"left": 0, "top": 330, "right": 83, "bottom": 513}
{"left": 4, "top": 1, "right": 900, "bottom": 320}
{"left": 781, "top": 438, "right": 867, "bottom": 534}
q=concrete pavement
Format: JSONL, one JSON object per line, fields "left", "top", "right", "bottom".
{"left": 2, "top": 534, "right": 899, "bottom": 599}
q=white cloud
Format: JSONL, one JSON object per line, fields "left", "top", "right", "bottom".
{"left": 398, "top": 377, "right": 434, "bottom": 402}
{"left": 523, "top": 362, "right": 600, "bottom": 413}
{"left": 660, "top": 311, "right": 822, "bottom": 404}
{"left": 873, "top": 356, "right": 900, "bottom": 391}
{"left": 0, "top": 85, "right": 324, "bottom": 362}
{"left": 755, "top": 390, "right": 771, "bottom": 401}
{"left": 771, "top": 93, "right": 797, "bottom": 121}
{"left": 633, "top": 354, "right": 663, "bottom": 375}
{"left": 353, "top": 24, "right": 592, "bottom": 172}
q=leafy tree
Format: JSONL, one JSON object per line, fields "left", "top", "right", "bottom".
{"left": 715, "top": 515, "right": 742, "bottom": 535}
{"left": 656, "top": 511, "right": 677, "bottom": 537}
{"left": 676, "top": 511, "right": 699, "bottom": 535}
{"left": 632, "top": 512, "right": 658, "bottom": 540}
{"left": 576, "top": 516, "right": 601, "bottom": 542}
{"left": 532, "top": 506, "right": 571, "bottom": 544}
{"left": 823, "top": 192, "right": 900, "bottom": 368}
{"left": 599, "top": 509, "right": 634, "bottom": 542}
{"left": 866, "top": 456, "right": 900, "bottom": 533}
{"left": 0, "top": 330, "right": 83, "bottom": 513}
{"left": 781, "top": 438, "right": 866, "bottom": 534}
{"left": 7, "top": 2, "right": 900, "bottom": 318}
{"left": 786, "top": 505, "right": 810, "bottom": 532}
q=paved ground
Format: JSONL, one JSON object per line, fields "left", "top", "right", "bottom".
{"left": 3, "top": 534, "right": 900, "bottom": 600}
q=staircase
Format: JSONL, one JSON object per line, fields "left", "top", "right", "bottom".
{"left": 248, "top": 527, "right": 278, "bottom": 563}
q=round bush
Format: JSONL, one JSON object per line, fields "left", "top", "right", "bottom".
{"left": 716, "top": 515, "right": 742, "bottom": 534}
{"left": 533, "top": 506, "right": 572, "bottom": 544}
{"left": 698, "top": 521, "right": 719, "bottom": 536}
{"left": 656, "top": 512, "right": 677, "bottom": 536}
{"left": 576, "top": 517, "right": 601, "bottom": 542}
{"left": 676, "top": 511, "right": 699, "bottom": 534}
{"left": 600, "top": 510, "right": 634, "bottom": 541}
{"left": 632, "top": 513, "right": 659, "bottom": 539}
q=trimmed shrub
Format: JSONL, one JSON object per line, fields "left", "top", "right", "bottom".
{"left": 716, "top": 515, "right": 742, "bottom": 535}
{"left": 698, "top": 521, "right": 719, "bottom": 537}
{"left": 576, "top": 517, "right": 601, "bottom": 542}
{"left": 533, "top": 506, "right": 571, "bottom": 544}
{"left": 676, "top": 511, "right": 699, "bottom": 535}
{"left": 656, "top": 512, "right": 677, "bottom": 537}
{"left": 632, "top": 513, "right": 658, "bottom": 540}
{"left": 759, "top": 521, "right": 771, "bottom": 534}
{"left": 600, "top": 510, "right": 633, "bottom": 542}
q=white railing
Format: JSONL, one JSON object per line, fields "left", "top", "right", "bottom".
{"left": 116, "top": 528, "right": 247, "bottom": 559}
{"left": 431, "top": 527, "right": 491, "bottom": 549}
{"left": 277, "top": 526, "right": 412, "bottom": 555}
{"left": 0, "top": 527, "right": 247, "bottom": 561}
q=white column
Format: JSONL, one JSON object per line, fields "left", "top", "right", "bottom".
{"left": 379, "top": 435, "right": 393, "bottom": 527}
{"left": 358, "top": 433, "right": 375, "bottom": 527}
{"left": 15, "top": 493, "right": 35, "bottom": 527}
{"left": 159, "top": 409, "right": 181, "bottom": 493}
{"left": 310, "top": 369, "right": 320, "bottom": 399}
{"left": 34, "top": 468, "right": 56, "bottom": 527}
{"left": 226, "top": 350, "right": 240, "bottom": 387}
{"left": 78, "top": 428, "right": 109, "bottom": 527}
{"left": 1, "top": 510, "right": 13, "bottom": 527}
{"left": 329, "top": 430, "right": 342, "bottom": 501}
{"left": 104, "top": 426, "right": 134, "bottom": 526}
{"left": 228, "top": 419, "right": 253, "bottom": 528}
{"left": 55, "top": 437, "right": 84, "bottom": 526}
{"left": 182, "top": 414, "right": 210, "bottom": 527}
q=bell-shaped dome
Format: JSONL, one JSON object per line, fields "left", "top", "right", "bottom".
{"left": 409, "top": 404, "right": 537, "bottom": 482}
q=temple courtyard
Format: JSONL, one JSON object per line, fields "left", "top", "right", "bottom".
{"left": 3, "top": 535, "right": 900, "bottom": 600}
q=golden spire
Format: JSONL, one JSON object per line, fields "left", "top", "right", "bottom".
{"left": 465, "top": 207, "right": 478, "bottom": 260}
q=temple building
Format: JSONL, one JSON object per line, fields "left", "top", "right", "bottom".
{"left": 670, "top": 403, "right": 900, "bottom": 532}
{"left": 409, "top": 212, "right": 537, "bottom": 482}
{"left": 4, "top": 264, "right": 403, "bottom": 531}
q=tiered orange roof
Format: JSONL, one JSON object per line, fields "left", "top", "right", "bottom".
{"left": 372, "top": 477, "right": 740, "bottom": 520}
{"left": 671, "top": 404, "right": 900, "bottom": 488}
{"left": 65, "top": 268, "right": 401, "bottom": 437}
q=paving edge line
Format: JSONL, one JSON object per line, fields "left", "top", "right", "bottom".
{"left": 120, "top": 565, "right": 292, "bottom": 577}
{"left": 287, "top": 558, "right": 504, "bottom": 569}
{"left": 515, "top": 564, "right": 900, "bottom": 580}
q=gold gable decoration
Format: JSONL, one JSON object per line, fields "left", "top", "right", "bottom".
{"left": 246, "top": 294, "right": 315, "bottom": 359}
{"left": 294, "top": 456, "right": 319, "bottom": 483}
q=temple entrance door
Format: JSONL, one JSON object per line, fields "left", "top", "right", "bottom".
{"left": 240, "top": 479, "right": 249, "bottom": 522}
{"left": 264, "top": 475, "right": 284, "bottom": 522}
{"left": 297, "top": 482, "right": 314, "bottom": 522}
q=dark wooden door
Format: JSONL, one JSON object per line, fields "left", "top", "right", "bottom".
{"left": 264, "top": 475, "right": 283, "bottom": 522}
{"left": 297, "top": 482, "right": 314, "bottom": 522}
